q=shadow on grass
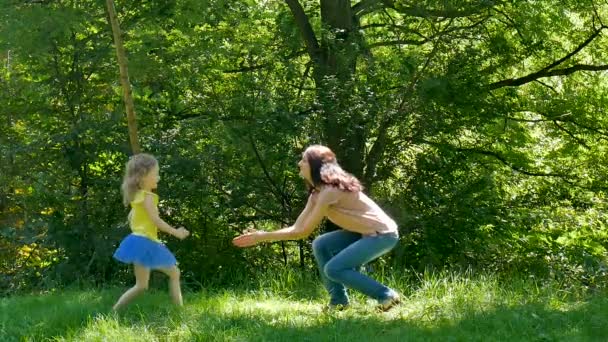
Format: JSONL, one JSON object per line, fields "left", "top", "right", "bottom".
{"left": 183, "top": 297, "right": 607, "bottom": 342}
{"left": 3, "top": 289, "right": 607, "bottom": 342}
{"left": 0, "top": 288, "right": 170, "bottom": 341}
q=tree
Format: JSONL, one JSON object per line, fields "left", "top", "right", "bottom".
{"left": 282, "top": 0, "right": 608, "bottom": 187}
{"left": 1, "top": 0, "right": 607, "bottom": 291}
{"left": 106, "top": 0, "right": 140, "bottom": 154}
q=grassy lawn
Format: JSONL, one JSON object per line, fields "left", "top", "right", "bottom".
{"left": 1, "top": 272, "right": 606, "bottom": 341}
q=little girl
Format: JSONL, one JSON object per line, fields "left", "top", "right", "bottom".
{"left": 112, "top": 153, "right": 190, "bottom": 311}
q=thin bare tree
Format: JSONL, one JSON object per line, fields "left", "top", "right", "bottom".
{"left": 106, "top": 0, "right": 140, "bottom": 154}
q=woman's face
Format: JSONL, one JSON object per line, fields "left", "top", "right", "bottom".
{"left": 298, "top": 153, "right": 311, "bottom": 183}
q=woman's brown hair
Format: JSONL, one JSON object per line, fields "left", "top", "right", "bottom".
{"left": 303, "top": 145, "right": 362, "bottom": 192}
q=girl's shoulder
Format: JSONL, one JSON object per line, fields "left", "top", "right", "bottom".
{"left": 132, "top": 190, "right": 159, "bottom": 204}
{"left": 141, "top": 189, "right": 158, "bottom": 196}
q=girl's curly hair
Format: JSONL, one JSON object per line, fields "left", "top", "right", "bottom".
{"left": 121, "top": 153, "right": 158, "bottom": 206}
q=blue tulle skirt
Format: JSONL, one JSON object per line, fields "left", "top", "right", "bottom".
{"left": 113, "top": 234, "right": 177, "bottom": 269}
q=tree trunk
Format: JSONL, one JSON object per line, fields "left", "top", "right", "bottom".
{"left": 106, "top": 0, "right": 140, "bottom": 154}
{"left": 318, "top": 0, "right": 365, "bottom": 179}
{"left": 286, "top": 0, "right": 367, "bottom": 179}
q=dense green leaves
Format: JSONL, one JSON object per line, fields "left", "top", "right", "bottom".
{"left": 1, "top": 0, "right": 607, "bottom": 294}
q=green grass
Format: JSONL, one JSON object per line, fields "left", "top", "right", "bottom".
{"left": 1, "top": 271, "right": 606, "bottom": 341}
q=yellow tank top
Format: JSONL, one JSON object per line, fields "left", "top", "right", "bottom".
{"left": 129, "top": 190, "right": 160, "bottom": 242}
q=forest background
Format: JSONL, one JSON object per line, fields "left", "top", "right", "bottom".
{"left": 1, "top": 0, "right": 608, "bottom": 296}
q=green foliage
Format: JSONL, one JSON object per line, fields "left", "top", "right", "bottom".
{"left": 1, "top": 0, "right": 608, "bottom": 293}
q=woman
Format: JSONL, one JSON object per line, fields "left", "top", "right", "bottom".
{"left": 232, "top": 145, "right": 400, "bottom": 311}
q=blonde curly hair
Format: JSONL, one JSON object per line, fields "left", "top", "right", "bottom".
{"left": 121, "top": 153, "right": 158, "bottom": 206}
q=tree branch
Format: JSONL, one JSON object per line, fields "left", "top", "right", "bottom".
{"left": 552, "top": 120, "right": 591, "bottom": 150}
{"left": 368, "top": 38, "right": 430, "bottom": 48}
{"left": 353, "top": 0, "right": 383, "bottom": 17}
{"left": 360, "top": 23, "right": 427, "bottom": 39}
{"left": 223, "top": 64, "right": 266, "bottom": 74}
{"left": 364, "top": 40, "right": 439, "bottom": 183}
{"left": 382, "top": 1, "right": 497, "bottom": 18}
{"left": 355, "top": 0, "right": 500, "bottom": 19}
{"left": 509, "top": 110, "right": 608, "bottom": 141}
{"left": 489, "top": 26, "right": 607, "bottom": 89}
{"left": 211, "top": 183, "right": 287, "bottom": 225}
{"left": 248, "top": 136, "right": 291, "bottom": 207}
{"left": 421, "top": 139, "right": 569, "bottom": 178}
{"left": 297, "top": 62, "right": 312, "bottom": 99}
{"left": 284, "top": 0, "right": 321, "bottom": 63}
{"left": 455, "top": 147, "right": 568, "bottom": 177}
{"left": 491, "top": 63, "right": 608, "bottom": 89}
{"left": 223, "top": 49, "right": 307, "bottom": 74}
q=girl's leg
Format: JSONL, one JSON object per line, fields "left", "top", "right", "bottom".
{"left": 323, "top": 233, "right": 399, "bottom": 303}
{"left": 312, "top": 230, "right": 362, "bottom": 306}
{"left": 158, "top": 266, "right": 183, "bottom": 306}
{"left": 112, "top": 264, "right": 150, "bottom": 310}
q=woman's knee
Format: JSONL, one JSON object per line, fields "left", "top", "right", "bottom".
{"left": 323, "top": 261, "right": 343, "bottom": 281}
{"left": 312, "top": 235, "right": 328, "bottom": 254}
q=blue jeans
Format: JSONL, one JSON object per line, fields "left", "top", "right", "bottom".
{"left": 312, "top": 229, "right": 399, "bottom": 306}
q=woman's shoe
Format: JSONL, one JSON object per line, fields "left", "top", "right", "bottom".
{"left": 323, "top": 303, "right": 349, "bottom": 312}
{"left": 377, "top": 292, "right": 401, "bottom": 312}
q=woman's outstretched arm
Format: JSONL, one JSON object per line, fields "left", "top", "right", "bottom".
{"left": 233, "top": 190, "right": 334, "bottom": 247}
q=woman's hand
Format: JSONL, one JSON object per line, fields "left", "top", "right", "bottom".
{"left": 232, "top": 228, "right": 266, "bottom": 248}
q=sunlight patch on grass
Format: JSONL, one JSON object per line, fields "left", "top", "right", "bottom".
{"left": 60, "top": 315, "right": 159, "bottom": 342}
{"left": 2, "top": 272, "right": 607, "bottom": 341}
{"left": 228, "top": 297, "right": 319, "bottom": 314}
